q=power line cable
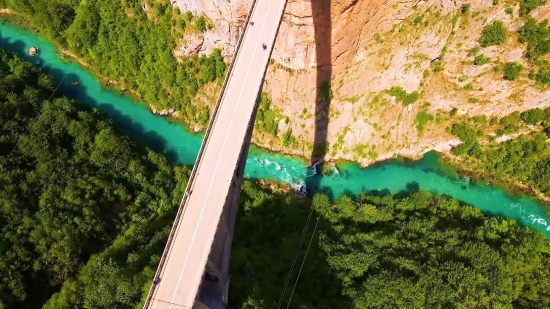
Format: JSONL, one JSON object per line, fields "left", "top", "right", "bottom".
{"left": 285, "top": 215, "right": 320, "bottom": 309}
{"left": 0, "top": 61, "right": 75, "bottom": 170}
{"left": 276, "top": 203, "right": 314, "bottom": 309}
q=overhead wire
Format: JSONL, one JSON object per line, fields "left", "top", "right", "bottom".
{"left": 275, "top": 203, "right": 314, "bottom": 309}
{"left": 0, "top": 61, "right": 76, "bottom": 170}
{"left": 285, "top": 214, "right": 321, "bottom": 309}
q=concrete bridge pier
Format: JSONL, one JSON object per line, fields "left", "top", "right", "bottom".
{"left": 195, "top": 94, "right": 259, "bottom": 309}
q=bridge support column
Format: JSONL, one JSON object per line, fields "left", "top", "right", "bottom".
{"left": 195, "top": 93, "right": 259, "bottom": 309}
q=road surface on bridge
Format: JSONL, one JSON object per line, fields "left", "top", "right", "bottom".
{"left": 148, "top": 0, "right": 287, "bottom": 307}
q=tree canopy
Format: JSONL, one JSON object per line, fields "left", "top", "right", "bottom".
{"left": 1, "top": 0, "right": 226, "bottom": 128}
{"left": 230, "top": 182, "right": 550, "bottom": 309}
{"left": 0, "top": 47, "right": 189, "bottom": 308}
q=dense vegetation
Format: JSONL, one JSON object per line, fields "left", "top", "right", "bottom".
{"left": 520, "top": 0, "right": 547, "bottom": 16}
{"left": 503, "top": 61, "right": 524, "bottom": 80}
{"left": 450, "top": 107, "right": 550, "bottom": 197}
{"left": 386, "top": 86, "right": 419, "bottom": 106}
{"left": 0, "top": 0, "right": 226, "bottom": 128}
{"left": 1, "top": 46, "right": 550, "bottom": 309}
{"left": 0, "top": 47, "right": 188, "bottom": 308}
{"left": 479, "top": 20, "right": 508, "bottom": 47}
{"left": 231, "top": 184, "right": 550, "bottom": 308}
{"left": 518, "top": 17, "right": 550, "bottom": 60}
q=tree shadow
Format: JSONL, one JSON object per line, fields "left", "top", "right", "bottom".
{"left": 306, "top": 0, "right": 332, "bottom": 196}
{"left": 228, "top": 182, "right": 351, "bottom": 309}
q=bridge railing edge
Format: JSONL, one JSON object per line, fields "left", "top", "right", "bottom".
{"left": 142, "top": 0, "right": 262, "bottom": 307}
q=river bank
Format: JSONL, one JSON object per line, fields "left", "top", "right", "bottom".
{"left": 3, "top": 17, "right": 550, "bottom": 237}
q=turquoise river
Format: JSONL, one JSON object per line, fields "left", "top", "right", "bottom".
{"left": 2, "top": 21, "right": 550, "bottom": 237}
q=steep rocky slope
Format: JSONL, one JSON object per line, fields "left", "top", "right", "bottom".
{"left": 176, "top": 0, "right": 550, "bottom": 166}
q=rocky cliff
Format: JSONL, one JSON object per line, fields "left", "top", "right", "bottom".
{"left": 175, "top": 0, "right": 550, "bottom": 166}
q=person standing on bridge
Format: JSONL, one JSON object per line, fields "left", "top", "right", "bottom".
{"left": 262, "top": 43, "right": 267, "bottom": 50}
{"left": 249, "top": 21, "right": 254, "bottom": 26}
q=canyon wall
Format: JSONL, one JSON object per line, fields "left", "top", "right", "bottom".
{"left": 175, "top": 0, "right": 550, "bottom": 166}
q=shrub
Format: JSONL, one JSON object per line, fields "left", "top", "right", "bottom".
{"left": 503, "top": 62, "right": 524, "bottom": 80}
{"left": 521, "top": 108, "right": 547, "bottom": 124}
{"left": 501, "top": 111, "right": 522, "bottom": 126}
{"left": 415, "top": 111, "right": 434, "bottom": 131}
{"left": 479, "top": 20, "right": 508, "bottom": 47}
{"left": 386, "top": 86, "right": 419, "bottom": 106}
{"left": 474, "top": 54, "right": 491, "bottom": 65}
{"left": 185, "top": 11, "right": 193, "bottom": 21}
{"left": 414, "top": 15, "right": 424, "bottom": 25}
{"left": 472, "top": 115, "right": 487, "bottom": 123}
{"left": 431, "top": 60, "right": 444, "bottom": 72}
{"left": 464, "top": 83, "right": 474, "bottom": 90}
{"left": 468, "top": 97, "right": 479, "bottom": 103}
{"left": 450, "top": 107, "right": 458, "bottom": 116}
{"left": 517, "top": 17, "right": 550, "bottom": 59}
{"left": 505, "top": 7, "right": 514, "bottom": 15}
{"left": 195, "top": 15, "right": 207, "bottom": 32}
{"left": 493, "top": 0, "right": 499, "bottom": 4}
{"left": 467, "top": 45, "right": 481, "bottom": 56}
{"left": 530, "top": 66, "right": 550, "bottom": 84}
{"left": 461, "top": 3, "right": 471, "bottom": 14}
{"left": 520, "top": 0, "right": 547, "bottom": 16}
{"left": 451, "top": 123, "right": 478, "bottom": 142}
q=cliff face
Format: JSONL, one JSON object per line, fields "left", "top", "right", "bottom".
{"left": 175, "top": 0, "right": 550, "bottom": 165}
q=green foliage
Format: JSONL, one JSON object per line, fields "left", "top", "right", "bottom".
{"left": 503, "top": 61, "right": 524, "bottom": 80}
{"left": 414, "top": 14, "right": 424, "bottom": 25}
{"left": 414, "top": 111, "right": 433, "bottom": 132}
{"left": 521, "top": 107, "right": 550, "bottom": 124}
{"left": 4, "top": 0, "right": 227, "bottom": 126}
{"left": 185, "top": 10, "right": 193, "bottom": 22}
{"left": 479, "top": 20, "right": 508, "bottom": 47}
{"left": 474, "top": 54, "right": 491, "bottom": 65}
{"left": 467, "top": 45, "right": 481, "bottom": 56}
{"left": 518, "top": 17, "right": 550, "bottom": 59}
{"left": 255, "top": 92, "right": 280, "bottom": 137}
{"left": 472, "top": 115, "right": 487, "bottom": 124}
{"left": 520, "top": 0, "right": 547, "bottom": 16}
{"left": 431, "top": 60, "right": 444, "bottom": 72}
{"left": 281, "top": 128, "right": 296, "bottom": 147}
{"left": 461, "top": 3, "right": 471, "bottom": 14}
{"left": 493, "top": 0, "right": 499, "bottom": 4}
{"left": 386, "top": 86, "right": 419, "bottom": 106}
{"left": 195, "top": 15, "right": 209, "bottom": 32}
{"left": 423, "top": 69, "right": 430, "bottom": 78}
{"left": 451, "top": 123, "right": 478, "bottom": 143}
{"left": 0, "top": 48, "right": 189, "bottom": 308}
{"left": 450, "top": 107, "right": 458, "bottom": 116}
{"left": 505, "top": 7, "right": 514, "bottom": 15}
{"left": 231, "top": 181, "right": 550, "bottom": 309}
{"left": 468, "top": 97, "right": 479, "bottom": 103}
{"left": 450, "top": 123, "right": 481, "bottom": 156}
{"left": 314, "top": 190, "right": 550, "bottom": 309}
{"left": 454, "top": 107, "right": 550, "bottom": 195}
{"left": 529, "top": 66, "right": 550, "bottom": 83}
{"left": 463, "top": 83, "right": 474, "bottom": 90}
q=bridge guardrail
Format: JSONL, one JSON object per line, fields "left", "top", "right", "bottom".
{"left": 142, "top": 0, "right": 262, "bottom": 307}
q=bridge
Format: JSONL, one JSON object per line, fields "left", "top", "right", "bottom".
{"left": 143, "top": 0, "right": 289, "bottom": 308}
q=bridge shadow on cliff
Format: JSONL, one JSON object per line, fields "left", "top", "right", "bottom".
{"left": 304, "top": 0, "right": 332, "bottom": 196}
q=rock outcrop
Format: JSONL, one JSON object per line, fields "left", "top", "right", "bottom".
{"left": 173, "top": 0, "right": 550, "bottom": 166}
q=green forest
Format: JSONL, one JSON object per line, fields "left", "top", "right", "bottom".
{"left": 0, "top": 47, "right": 189, "bottom": 308}
{"left": 449, "top": 108, "right": 550, "bottom": 198}
{"left": 1, "top": 47, "right": 550, "bottom": 308}
{"left": 0, "top": 0, "right": 226, "bottom": 128}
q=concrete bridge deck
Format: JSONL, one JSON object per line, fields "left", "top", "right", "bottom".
{"left": 145, "top": 0, "right": 288, "bottom": 307}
